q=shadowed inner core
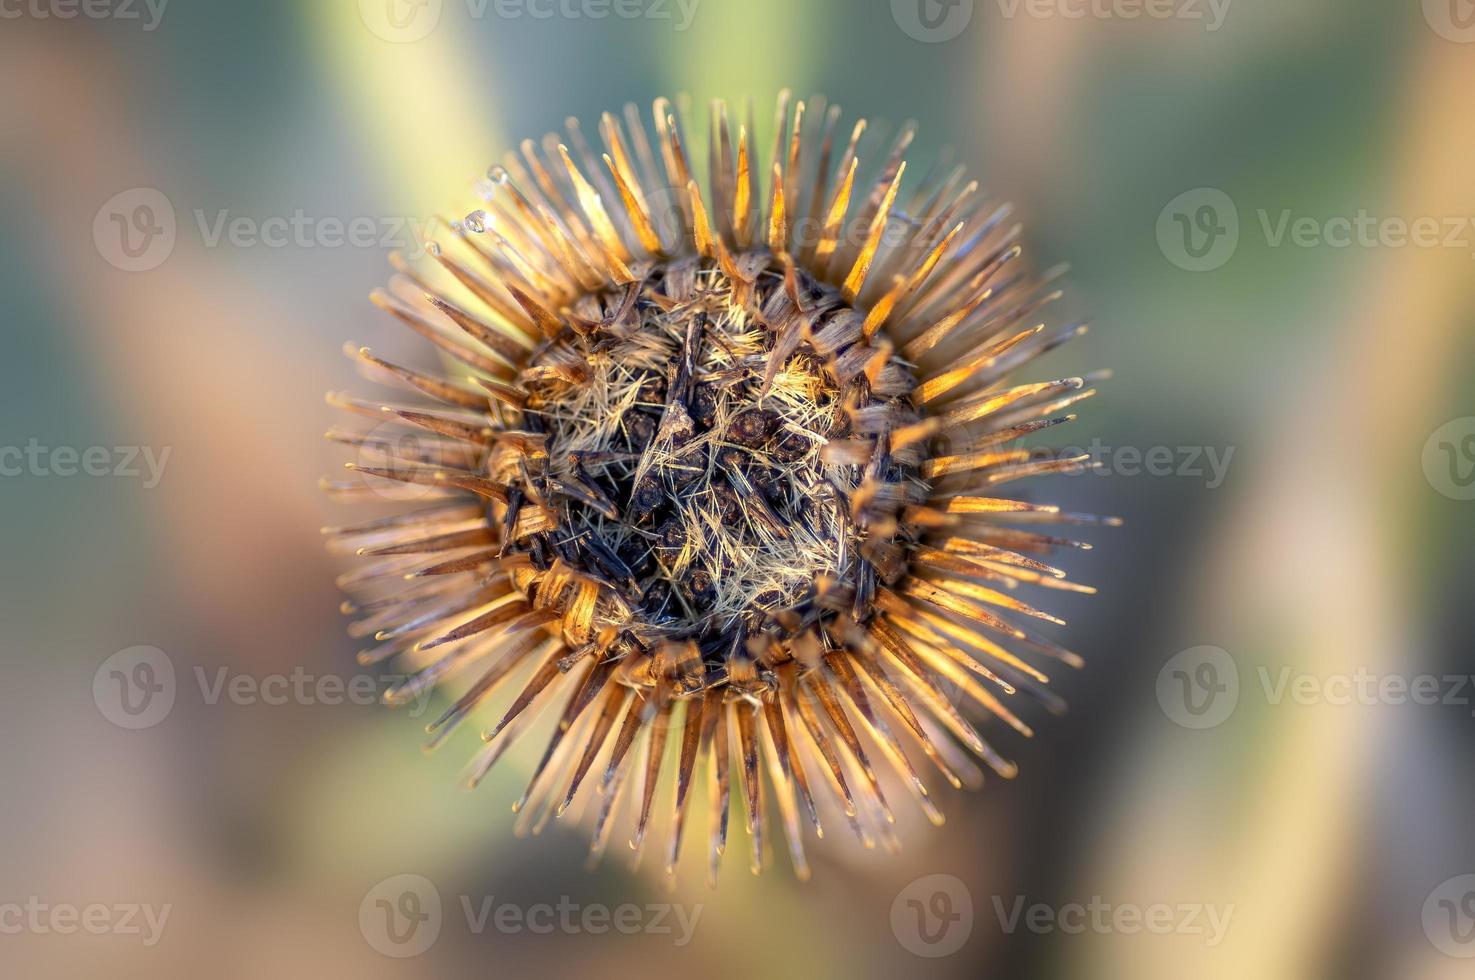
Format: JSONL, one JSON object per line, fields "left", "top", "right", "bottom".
{"left": 514, "top": 263, "right": 869, "bottom": 644}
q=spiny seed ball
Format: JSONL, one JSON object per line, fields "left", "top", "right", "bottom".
{"left": 324, "top": 93, "right": 1114, "bottom": 883}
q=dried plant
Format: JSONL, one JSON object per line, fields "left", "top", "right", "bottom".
{"left": 323, "top": 93, "right": 1113, "bottom": 883}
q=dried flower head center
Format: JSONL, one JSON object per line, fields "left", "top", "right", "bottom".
{"left": 504, "top": 259, "right": 917, "bottom": 646}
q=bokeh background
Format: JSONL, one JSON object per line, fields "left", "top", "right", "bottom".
{"left": 2, "top": 0, "right": 1473, "bottom": 977}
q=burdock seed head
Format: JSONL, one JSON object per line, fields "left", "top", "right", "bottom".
{"left": 323, "top": 93, "right": 1115, "bottom": 884}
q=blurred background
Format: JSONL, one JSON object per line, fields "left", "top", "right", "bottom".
{"left": 1, "top": 0, "right": 1473, "bottom": 977}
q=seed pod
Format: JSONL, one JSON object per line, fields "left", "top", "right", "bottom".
{"left": 690, "top": 383, "right": 720, "bottom": 429}
{"left": 771, "top": 431, "right": 810, "bottom": 464}
{"left": 628, "top": 476, "right": 664, "bottom": 521}
{"left": 623, "top": 411, "right": 656, "bottom": 448}
{"left": 727, "top": 407, "right": 777, "bottom": 448}
{"left": 323, "top": 93, "right": 1113, "bottom": 883}
{"left": 656, "top": 517, "right": 686, "bottom": 555}
{"left": 685, "top": 568, "right": 716, "bottom": 605}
